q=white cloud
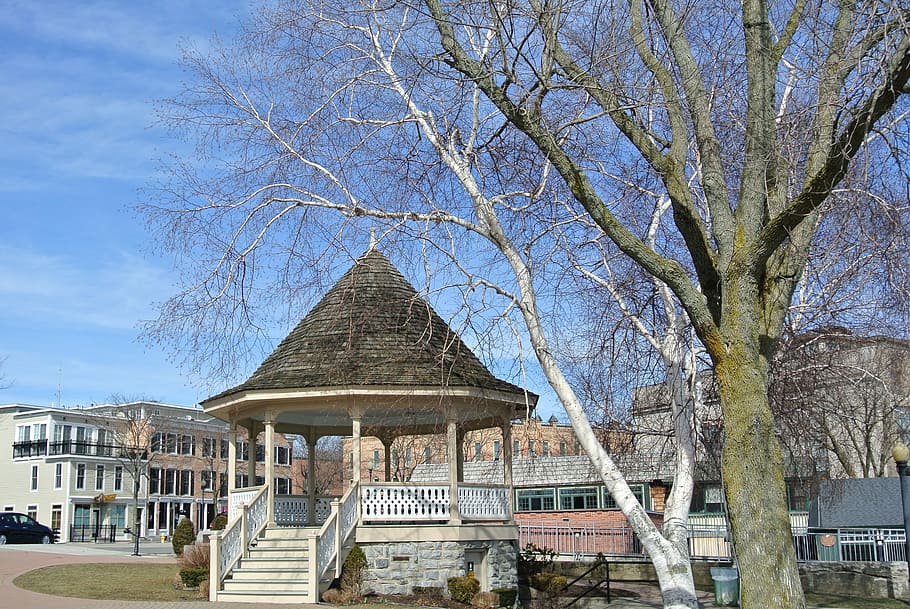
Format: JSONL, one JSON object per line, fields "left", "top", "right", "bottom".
{"left": 0, "top": 245, "right": 171, "bottom": 331}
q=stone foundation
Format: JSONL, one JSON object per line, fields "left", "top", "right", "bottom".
{"left": 799, "top": 561, "right": 909, "bottom": 601}
{"left": 361, "top": 539, "right": 518, "bottom": 596}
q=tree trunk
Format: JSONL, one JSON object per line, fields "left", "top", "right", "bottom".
{"left": 716, "top": 342, "right": 805, "bottom": 609}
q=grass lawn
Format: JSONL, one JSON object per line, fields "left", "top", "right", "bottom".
{"left": 13, "top": 563, "right": 202, "bottom": 601}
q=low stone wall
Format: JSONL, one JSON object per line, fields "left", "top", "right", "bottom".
{"left": 361, "top": 539, "right": 518, "bottom": 596}
{"left": 799, "top": 561, "right": 909, "bottom": 601}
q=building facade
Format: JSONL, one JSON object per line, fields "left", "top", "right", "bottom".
{"left": 2, "top": 401, "right": 293, "bottom": 542}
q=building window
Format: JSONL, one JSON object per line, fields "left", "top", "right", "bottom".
{"left": 372, "top": 449, "right": 380, "bottom": 469}
{"left": 424, "top": 446, "right": 432, "bottom": 461}
{"left": 151, "top": 432, "right": 162, "bottom": 453}
{"left": 179, "top": 434, "right": 195, "bottom": 456}
{"left": 179, "top": 470, "right": 194, "bottom": 496}
{"left": 27, "top": 505, "right": 38, "bottom": 520}
{"left": 275, "top": 477, "right": 291, "bottom": 494}
{"left": 604, "top": 484, "right": 650, "bottom": 511}
{"left": 220, "top": 438, "right": 229, "bottom": 459}
{"left": 76, "top": 464, "right": 86, "bottom": 489}
{"left": 17, "top": 425, "right": 31, "bottom": 442}
{"left": 238, "top": 440, "right": 249, "bottom": 461}
{"left": 493, "top": 440, "right": 501, "bottom": 460}
{"left": 202, "top": 437, "right": 216, "bottom": 458}
{"left": 689, "top": 484, "right": 723, "bottom": 514}
{"left": 30, "top": 465, "right": 39, "bottom": 491}
{"left": 543, "top": 441, "right": 550, "bottom": 457}
{"left": 165, "top": 433, "right": 178, "bottom": 455}
{"left": 516, "top": 488, "right": 555, "bottom": 511}
{"left": 559, "top": 442, "right": 567, "bottom": 456}
{"left": 256, "top": 444, "right": 265, "bottom": 463}
{"left": 110, "top": 504, "right": 126, "bottom": 530}
{"left": 219, "top": 473, "right": 228, "bottom": 497}
{"left": 528, "top": 440, "right": 535, "bottom": 457}
{"left": 405, "top": 447, "right": 412, "bottom": 467}
{"left": 559, "top": 486, "right": 598, "bottom": 510}
{"left": 202, "top": 470, "right": 214, "bottom": 491}
{"left": 51, "top": 504, "right": 62, "bottom": 531}
{"left": 114, "top": 466, "right": 123, "bottom": 491}
{"left": 514, "top": 440, "right": 521, "bottom": 458}
{"left": 474, "top": 442, "right": 482, "bottom": 461}
{"left": 54, "top": 463, "right": 62, "bottom": 489}
{"left": 275, "top": 445, "right": 291, "bottom": 465}
{"left": 95, "top": 465, "right": 105, "bottom": 491}
{"left": 164, "top": 469, "right": 177, "bottom": 495}
{"left": 74, "top": 504, "right": 91, "bottom": 527}
{"left": 149, "top": 468, "right": 161, "bottom": 494}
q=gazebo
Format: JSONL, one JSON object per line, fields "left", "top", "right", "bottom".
{"left": 203, "top": 248, "right": 537, "bottom": 603}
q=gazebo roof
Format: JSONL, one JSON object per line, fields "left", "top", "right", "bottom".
{"left": 202, "top": 248, "right": 536, "bottom": 431}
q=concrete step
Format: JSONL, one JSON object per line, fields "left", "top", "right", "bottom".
{"left": 216, "top": 590, "right": 312, "bottom": 604}
{"left": 240, "top": 556, "right": 308, "bottom": 570}
{"left": 253, "top": 536, "right": 311, "bottom": 549}
{"left": 223, "top": 579, "right": 311, "bottom": 593}
{"left": 231, "top": 567, "right": 309, "bottom": 581}
{"left": 260, "top": 527, "right": 317, "bottom": 540}
{"left": 248, "top": 547, "right": 309, "bottom": 559}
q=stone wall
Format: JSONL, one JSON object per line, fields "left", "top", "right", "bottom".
{"left": 799, "top": 561, "right": 909, "bottom": 601}
{"left": 361, "top": 539, "right": 518, "bottom": 596}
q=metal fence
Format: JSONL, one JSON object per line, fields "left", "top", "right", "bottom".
{"left": 69, "top": 523, "right": 118, "bottom": 543}
{"left": 518, "top": 522, "right": 907, "bottom": 563}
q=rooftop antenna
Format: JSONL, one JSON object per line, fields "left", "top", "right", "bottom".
{"left": 55, "top": 368, "right": 62, "bottom": 409}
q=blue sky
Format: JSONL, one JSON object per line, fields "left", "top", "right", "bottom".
{"left": 0, "top": 1, "right": 252, "bottom": 408}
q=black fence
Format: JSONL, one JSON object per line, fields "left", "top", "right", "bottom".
{"left": 69, "top": 523, "right": 118, "bottom": 543}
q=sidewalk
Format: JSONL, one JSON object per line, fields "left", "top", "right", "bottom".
{"left": 0, "top": 543, "right": 744, "bottom": 609}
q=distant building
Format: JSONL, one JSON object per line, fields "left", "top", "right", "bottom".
{"left": 1, "top": 401, "right": 293, "bottom": 542}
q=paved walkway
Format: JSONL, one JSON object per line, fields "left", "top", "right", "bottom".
{"left": 0, "top": 542, "right": 736, "bottom": 609}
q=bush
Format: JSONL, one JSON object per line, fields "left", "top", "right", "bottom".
{"left": 178, "top": 542, "right": 210, "bottom": 570}
{"left": 471, "top": 591, "right": 499, "bottom": 608}
{"left": 413, "top": 586, "right": 444, "bottom": 599}
{"left": 340, "top": 545, "right": 367, "bottom": 597}
{"left": 447, "top": 575, "right": 480, "bottom": 604}
{"left": 172, "top": 518, "right": 196, "bottom": 556}
{"left": 529, "top": 573, "right": 566, "bottom": 593}
{"left": 493, "top": 587, "right": 517, "bottom": 607}
{"left": 210, "top": 513, "right": 228, "bottom": 530}
{"left": 517, "top": 543, "right": 557, "bottom": 579}
{"left": 322, "top": 588, "right": 357, "bottom": 604}
{"left": 179, "top": 567, "right": 209, "bottom": 589}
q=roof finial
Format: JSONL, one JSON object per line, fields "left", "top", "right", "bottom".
{"left": 368, "top": 227, "right": 378, "bottom": 250}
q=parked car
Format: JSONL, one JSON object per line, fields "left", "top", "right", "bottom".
{"left": 0, "top": 512, "right": 55, "bottom": 544}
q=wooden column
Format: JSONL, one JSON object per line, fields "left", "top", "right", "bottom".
{"left": 227, "top": 424, "right": 238, "bottom": 496}
{"left": 447, "top": 417, "right": 461, "bottom": 524}
{"left": 351, "top": 415, "right": 362, "bottom": 485}
{"left": 501, "top": 418, "right": 514, "bottom": 520}
{"left": 306, "top": 428, "right": 318, "bottom": 526}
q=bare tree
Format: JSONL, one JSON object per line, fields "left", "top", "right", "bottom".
{"left": 141, "top": 2, "right": 910, "bottom": 607}
{"left": 291, "top": 435, "right": 346, "bottom": 494}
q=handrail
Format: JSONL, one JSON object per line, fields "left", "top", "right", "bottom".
{"left": 308, "top": 482, "right": 361, "bottom": 600}
{"left": 210, "top": 484, "right": 269, "bottom": 601}
{"left": 562, "top": 554, "right": 610, "bottom": 607}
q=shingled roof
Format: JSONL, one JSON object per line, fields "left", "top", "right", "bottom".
{"left": 207, "top": 248, "right": 531, "bottom": 402}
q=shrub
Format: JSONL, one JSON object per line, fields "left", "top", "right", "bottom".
{"left": 172, "top": 518, "right": 196, "bottom": 556}
{"left": 529, "top": 572, "right": 566, "bottom": 593}
{"left": 179, "top": 566, "right": 209, "bottom": 588}
{"left": 340, "top": 545, "right": 367, "bottom": 597}
{"left": 448, "top": 575, "right": 480, "bottom": 604}
{"left": 493, "top": 587, "right": 517, "bottom": 607}
{"left": 413, "top": 586, "right": 444, "bottom": 599}
{"left": 210, "top": 513, "right": 228, "bottom": 530}
{"left": 517, "top": 543, "right": 557, "bottom": 579}
{"left": 471, "top": 590, "right": 499, "bottom": 608}
{"left": 322, "top": 588, "right": 356, "bottom": 604}
{"left": 178, "top": 542, "right": 210, "bottom": 570}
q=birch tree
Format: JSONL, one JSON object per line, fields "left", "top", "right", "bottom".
{"left": 142, "top": 2, "right": 910, "bottom": 608}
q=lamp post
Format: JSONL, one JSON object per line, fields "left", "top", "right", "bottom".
{"left": 892, "top": 441, "right": 910, "bottom": 579}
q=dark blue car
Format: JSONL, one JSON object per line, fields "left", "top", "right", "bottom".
{"left": 0, "top": 512, "right": 55, "bottom": 544}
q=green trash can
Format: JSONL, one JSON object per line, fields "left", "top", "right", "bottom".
{"left": 710, "top": 567, "right": 739, "bottom": 606}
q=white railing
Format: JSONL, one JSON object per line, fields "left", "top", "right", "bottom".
{"left": 210, "top": 484, "right": 270, "bottom": 601}
{"left": 794, "top": 528, "right": 907, "bottom": 562}
{"left": 228, "top": 487, "right": 260, "bottom": 520}
{"left": 307, "top": 483, "right": 360, "bottom": 600}
{"left": 361, "top": 483, "right": 450, "bottom": 522}
{"left": 274, "top": 495, "right": 335, "bottom": 526}
{"left": 458, "top": 484, "right": 511, "bottom": 521}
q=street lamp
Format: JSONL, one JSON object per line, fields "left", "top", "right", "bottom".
{"left": 891, "top": 441, "right": 910, "bottom": 579}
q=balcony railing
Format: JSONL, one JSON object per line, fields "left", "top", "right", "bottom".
{"left": 12, "top": 439, "right": 148, "bottom": 460}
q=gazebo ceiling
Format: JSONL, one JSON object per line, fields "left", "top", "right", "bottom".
{"left": 202, "top": 248, "right": 537, "bottom": 432}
